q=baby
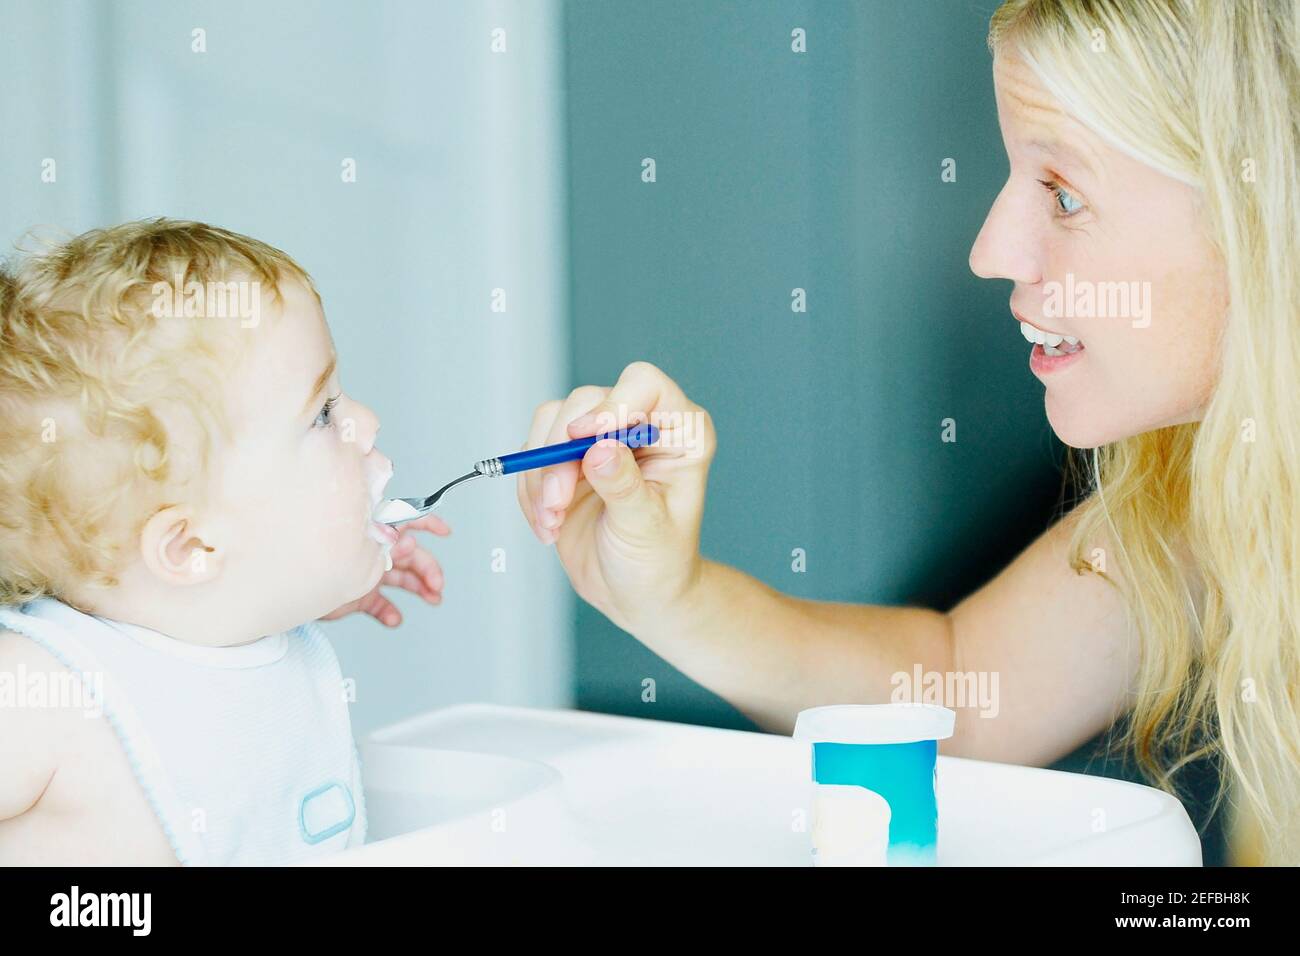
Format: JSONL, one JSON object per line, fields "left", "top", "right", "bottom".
{"left": 0, "top": 218, "right": 448, "bottom": 865}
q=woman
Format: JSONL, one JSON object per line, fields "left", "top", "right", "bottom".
{"left": 516, "top": 0, "right": 1298, "bottom": 866}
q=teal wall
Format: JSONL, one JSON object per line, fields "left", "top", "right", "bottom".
{"left": 561, "top": 0, "right": 1226, "bottom": 864}
{"left": 563, "top": 0, "right": 1060, "bottom": 721}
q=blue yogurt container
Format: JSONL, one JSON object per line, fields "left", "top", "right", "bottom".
{"left": 794, "top": 704, "right": 956, "bottom": 865}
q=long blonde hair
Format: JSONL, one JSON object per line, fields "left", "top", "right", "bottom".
{"left": 989, "top": 0, "right": 1300, "bottom": 865}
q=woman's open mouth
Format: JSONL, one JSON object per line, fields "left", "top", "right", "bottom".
{"left": 1019, "top": 319, "right": 1085, "bottom": 375}
{"left": 1029, "top": 340, "right": 1086, "bottom": 374}
{"left": 1019, "top": 319, "right": 1083, "bottom": 354}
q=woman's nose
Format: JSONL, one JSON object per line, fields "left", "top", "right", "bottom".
{"left": 969, "top": 182, "right": 1040, "bottom": 285}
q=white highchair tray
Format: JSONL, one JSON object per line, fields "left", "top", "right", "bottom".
{"left": 304, "top": 703, "right": 1201, "bottom": 866}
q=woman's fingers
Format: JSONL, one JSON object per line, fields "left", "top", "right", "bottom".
{"left": 519, "top": 387, "right": 609, "bottom": 541}
{"left": 565, "top": 361, "right": 716, "bottom": 520}
{"left": 519, "top": 399, "right": 562, "bottom": 540}
{"left": 535, "top": 385, "right": 609, "bottom": 524}
{"left": 565, "top": 362, "right": 670, "bottom": 431}
{"left": 516, "top": 364, "right": 709, "bottom": 545}
{"left": 566, "top": 361, "right": 715, "bottom": 508}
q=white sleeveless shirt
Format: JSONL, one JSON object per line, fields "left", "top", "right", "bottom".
{"left": 0, "top": 596, "right": 366, "bottom": 865}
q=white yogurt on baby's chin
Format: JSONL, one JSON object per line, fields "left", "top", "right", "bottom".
{"left": 366, "top": 520, "right": 396, "bottom": 572}
{"left": 368, "top": 499, "right": 420, "bottom": 574}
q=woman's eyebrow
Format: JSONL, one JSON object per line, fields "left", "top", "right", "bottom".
{"left": 300, "top": 354, "right": 337, "bottom": 416}
{"left": 1027, "top": 138, "right": 1098, "bottom": 180}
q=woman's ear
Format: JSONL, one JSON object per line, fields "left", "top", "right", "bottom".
{"left": 140, "top": 506, "right": 222, "bottom": 585}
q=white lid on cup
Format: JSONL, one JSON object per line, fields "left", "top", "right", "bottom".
{"left": 793, "top": 703, "right": 955, "bottom": 745}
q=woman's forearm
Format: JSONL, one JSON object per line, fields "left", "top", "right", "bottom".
{"left": 634, "top": 559, "right": 955, "bottom": 734}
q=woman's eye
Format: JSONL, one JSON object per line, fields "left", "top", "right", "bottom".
{"left": 313, "top": 393, "right": 341, "bottom": 429}
{"left": 1039, "top": 179, "right": 1084, "bottom": 217}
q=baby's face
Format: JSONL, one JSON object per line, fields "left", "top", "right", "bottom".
{"left": 207, "top": 277, "right": 396, "bottom": 633}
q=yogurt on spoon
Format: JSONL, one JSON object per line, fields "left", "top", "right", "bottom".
{"left": 372, "top": 498, "right": 421, "bottom": 524}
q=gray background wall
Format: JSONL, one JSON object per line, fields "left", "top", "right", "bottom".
{"left": 561, "top": 0, "right": 1226, "bottom": 864}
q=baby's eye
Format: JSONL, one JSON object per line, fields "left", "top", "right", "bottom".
{"left": 313, "top": 393, "right": 342, "bottom": 429}
{"left": 1038, "top": 179, "right": 1084, "bottom": 217}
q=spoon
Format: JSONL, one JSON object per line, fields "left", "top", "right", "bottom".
{"left": 374, "top": 422, "right": 660, "bottom": 525}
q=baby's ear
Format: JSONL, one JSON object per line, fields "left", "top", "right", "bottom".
{"left": 140, "top": 506, "right": 221, "bottom": 585}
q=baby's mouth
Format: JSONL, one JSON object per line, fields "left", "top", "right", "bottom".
{"left": 367, "top": 517, "right": 399, "bottom": 545}
{"left": 366, "top": 461, "right": 400, "bottom": 571}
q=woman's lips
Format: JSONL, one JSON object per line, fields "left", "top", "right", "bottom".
{"left": 1029, "top": 340, "right": 1086, "bottom": 375}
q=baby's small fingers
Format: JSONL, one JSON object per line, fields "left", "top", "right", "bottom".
{"left": 360, "top": 590, "right": 402, "bottom": 627}
{"left": 404, "top": 513, "right": 451, "bottom": 536}
{"left": 384, "top": 554, "right": 441, "bottom": 598}
{"left": 410, "top": 548, "right": 445, "bottom": 593}
{"left": 381, "top": 566, "right": 419, "bottom": 593}
{"left": 391, "top": 541, "right": 444, "bottom": 590}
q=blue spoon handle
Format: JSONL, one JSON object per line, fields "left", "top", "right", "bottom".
{"left": 491, "top": 422, "right": 659, "bottom": 476}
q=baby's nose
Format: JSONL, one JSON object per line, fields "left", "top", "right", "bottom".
{"left": 357, "top": 416, "right": 381, "bottom": 454}
{"left": 366, "top": 455, "right": 395, "bottom": 500}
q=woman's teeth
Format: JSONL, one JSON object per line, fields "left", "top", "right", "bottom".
{"left": 1019, "top": 321, "right": 1083, "bottom": 356}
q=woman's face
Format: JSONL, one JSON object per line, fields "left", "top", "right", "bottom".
{"left": 969, "top": 52, "right": 1227, "bottom": 449}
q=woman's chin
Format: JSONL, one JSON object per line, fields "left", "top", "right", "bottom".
{"left": 1045, "top": 394, "right": 1112, "bottom": 449}
{"left": 1049, "top": 423, "right": 1102, "bottom": 449}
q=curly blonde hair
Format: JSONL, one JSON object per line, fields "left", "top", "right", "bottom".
{"left": 0, "top": 218, "right": 317, "bottom": 606}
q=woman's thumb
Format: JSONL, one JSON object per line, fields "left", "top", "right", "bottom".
{"left": 582, "top": 439, "right": 662, "bottom": 541}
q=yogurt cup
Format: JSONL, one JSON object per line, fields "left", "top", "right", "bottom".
{"left": 794, "top": 703, "right": 955, "bottom": 866}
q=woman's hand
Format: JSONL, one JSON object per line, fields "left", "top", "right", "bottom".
{"left": 517, "top": 361, "right": 716, "bottom": 635}
{"left": 318, "top": 514, "right": 451, "bottom": 627}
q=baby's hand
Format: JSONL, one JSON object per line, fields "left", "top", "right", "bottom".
{"left": 318, "top": 514, "right": 451, "bottom": 627}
